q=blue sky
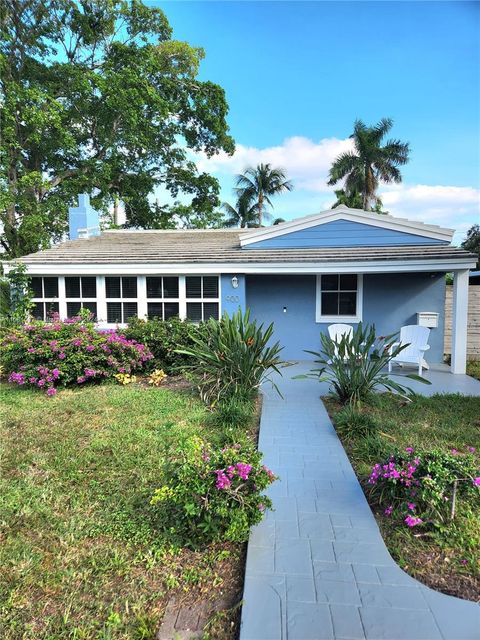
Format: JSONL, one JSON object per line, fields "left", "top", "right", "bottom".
{"left": 160, "top": 1, "right": 479, "bottom": 240}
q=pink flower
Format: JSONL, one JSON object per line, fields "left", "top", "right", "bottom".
{"left": 405, "top": 515, "right": 423, "bottom": 527}
{"left": 47, "top": 387, "right": 57, "bottom": 397}
{"left": 451, "top": 448, "right": 459, "bottom": 456}
{"left": 467, "top": 447, "right": 476, "bottom": 454}
{"left": 407, "top": 503, "right": 416, "bottom": 511}
{"left": 460, "top": 559, "right": 468, "bottom": 565}
{"left": 405, "top": 447, "right": 414, "bottom": 454}
{"left": 71, "top": 339, "right": 82, "bottom": 347}
{"left": 236, "top": 462, "right": 252, "bottom": 480}
{"left": 86, "top": 344, "right": 95, "bottom": 352}
{"left": 77, "top": 376, "right": 86, "bottom": 384}
{"left": 215, "top": 470, "right": 231, "bottom": 490}
{"left": 58, "top": 352, "right": 66, "bottom": 360}
{"left": 473, "top": 477, "right": 480, "bottom": 487}
{"left": 52, "top": 368, "right": 60, "bottom": 379}
{"left": 37, "top": 379, "right": 45, "bottom": 387}
{"left": 384, "top": 505, "right": 393, "bottom": 516}
{"left": 258, "top": 503, "right": 266, "bottom": 512}
{"left": 27, "top": 347, "right": 36, "bottom": 353}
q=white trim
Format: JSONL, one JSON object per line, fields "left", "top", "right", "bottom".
{"left": 239, "top": 206, "right": 454, "bottom": 246}
{"left": 178, "top": 276, "right": 187, "bottom": 319}
{"left": 96, "top": 276, "right": 107, "bottom": 323}
{"left": 58, "top": 276, "right": 67, "bottom": 319}
{"left": 315, "top": 274, "right": 363, "bottom": 323}
{"left": 13, "top": 258, "right": 476, "bottom": 276}
{"left": 137, "top": 276, "right": 147, "bottom": 320}
{"left": 451, "top": 269, "right": 469, "bottom": 374}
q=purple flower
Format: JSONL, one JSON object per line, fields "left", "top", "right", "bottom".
{"left": 47, "top": 387, "right": 57, "bottom": 397}
{"left": 384, "top": 505, "right": 394, "bottom": 516}
{"left": 215, "top": 470, "right": 231, "bottom": 490}
{"left": 71, "top": 339, "right": 82, "bottom": 347}
{"left": 84, "top": 368, "right": 96, "bottom": 377}
{"left": 473, "top": 477, "right": 480, "bottom": 487}
{"left": 405, "top": 447, "right": 414, "bottom": 454}
{"left": 405, "top": 515, "right": 423, "bottom": 528}
{"left": 467, "top": 447, "right": 476, "bottom": 454}
{"left": 58, "top": 352, "right": 66, "bottom": 360}
{"left": 86, "top": 344, "right": 95, "bottom": 352}
{"left": 8, "top": 372, "right": 25, "bottom": 385}
{"left": 77, "top": 376, "right": 86, "bottom": 384}
{"left": 236, "top": 462, "right": 252, "bottom": 480}
{"left": 258, "top": 503, "right": 266, "bottom": 512}
{"left": 52, "top": 368, "right": 60, "bottom": 379}
{"left": 27, "top": 347, "right": 36, "bottom": 354}
{"left": 37, "top": 379, "right": 46, "bottom": 387}
{"left": 407, "top": 502, "right": 416, "bottom": 511}
{"left": 451, "top": 448, "right": 459, "bottom": 456}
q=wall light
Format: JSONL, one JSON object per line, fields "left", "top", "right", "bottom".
{"left": 231, "top": 275, "right": 239, "bottom": 289}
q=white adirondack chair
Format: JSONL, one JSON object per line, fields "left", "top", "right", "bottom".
{"left": 328, "top": 324, "right": 353, "bottom": 358}
{"left": 388, "top": 325, "right": 431, "bottom": 376}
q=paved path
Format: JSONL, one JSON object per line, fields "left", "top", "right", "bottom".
{"left": 240, "top": 363, "right": 480, "bottom": 640}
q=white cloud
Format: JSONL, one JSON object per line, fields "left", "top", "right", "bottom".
{"left": 380, "top": 184, "right": 480, "bottom": 244}
{"left": 194, "top": 135, "right": 354, "bottom": 191}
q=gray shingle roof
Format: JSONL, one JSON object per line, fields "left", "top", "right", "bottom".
{"left": 18, "top": 229, "right": 474, "bottom": 265}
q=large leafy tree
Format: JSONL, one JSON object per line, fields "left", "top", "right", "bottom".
{"left": 221, "top": 191, "right": 260, "bottom": 228}
{"left": 0, "top": 0, "right": 234, "bottom": 257}
{"left": 328, "top": 118, "right": 409, "bottom": 211}
{"left": 235, "top": 163, "right": 292, "bottom": 226}
{"left": 461, "top": 224, "right": 480, "bottom": 270}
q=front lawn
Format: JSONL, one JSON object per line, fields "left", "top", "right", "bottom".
{"left": 0, "top": 383, "right": 253, "bottom": 639}
{"left": 325, "top": 393, "right": 480, "bottom": 601}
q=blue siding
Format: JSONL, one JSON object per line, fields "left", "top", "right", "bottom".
{"left": 244, "top": 220, "right": 445, "bottom": 248}
{"left": 246, "top": 273, "right": 446, "bottom": 362}
{"left": 221, "top": 274, "right": 246, "bottom": 316}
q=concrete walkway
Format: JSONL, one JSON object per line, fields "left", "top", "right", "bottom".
{"left": 240, "top": 363, "right": 480, "bottom": 640}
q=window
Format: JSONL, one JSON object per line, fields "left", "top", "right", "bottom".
{"left": 105, "top": 276, "right": 138, "bottom": 323}
{"left": 30, "top": 277, "right": 59, "bottom": 320}
{"left": 316, "top": 274, "right": 362, "bottom": 322}
{"left": 146, "top": 276, "right": 180, "bottom": 320}
{"left": 65, "top": 276, "right": 97, "bottom": 318}
{"left": 185, "top": 276, "right": 219, "bottom": 321}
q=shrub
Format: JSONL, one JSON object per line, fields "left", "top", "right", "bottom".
{"left": 0, "top": 314, "right": 152, "bottom": 395}
{"left": 298, "top": 322, "right": 429, "bottom": 406}
{"left": 150, "top": 434, "right": 277, "bottom": 546}
{"left": 211, "top": 397, "right": 256, "bottom": 431}
{"left": 334, "top": 404, "right": 378, "bottom": 439}
{"left": 177, "top": 309, "right": 283, "bottom": 406}
{"left": 368, "top": 446, "right": 480, "bottom": 528}
{"left": 122, "top": 317, "right": 203, "bottom": 373}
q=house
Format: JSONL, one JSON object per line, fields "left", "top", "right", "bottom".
{"left": 7, "top": 194, "right": 477, "bottom": 374}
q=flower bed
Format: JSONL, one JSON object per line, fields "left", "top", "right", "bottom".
{"left": 0, "top": 314, "right": 152, "bottom": 395}
{"left": 325, "top": 393, "right": 480, "bottom": 601}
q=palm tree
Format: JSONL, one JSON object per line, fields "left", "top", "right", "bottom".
{"left": 332, "top": 188, "right": 386, "bottom": 213}
{"left": 235, "top": 163, "right": 293, "bottom": 226}
{"left": 221, "top": 191, "right": 260, "bottom": 228}
{"left": 328, "top": 118, "right": 410, "bottom": 211}
{"left": 273, "top": 217, "right": 286, "bottom": 225}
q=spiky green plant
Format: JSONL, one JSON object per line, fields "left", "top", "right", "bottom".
{"left": 297, "top": 323, "right": 429, "bottom": 406}
{"left": 176, "top": 309, "right": 283, "bottom": 406}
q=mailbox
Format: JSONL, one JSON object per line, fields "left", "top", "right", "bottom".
{"left": 417, "top": 312, "right": 439, "bottom": 328}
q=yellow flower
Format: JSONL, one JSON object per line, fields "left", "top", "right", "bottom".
{"left": 114, "top": 373, "right": 137, "bottom": 385}
{"left": 148, "top": 369, "right": 167, "bottom": 386}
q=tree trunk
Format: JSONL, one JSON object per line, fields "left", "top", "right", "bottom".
{"left": 258, "top": 191, "right": 264, "bottom": 226}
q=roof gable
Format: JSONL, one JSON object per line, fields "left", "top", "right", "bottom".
{"left": 240, "top": 205, "right": 454, "bottom": 248}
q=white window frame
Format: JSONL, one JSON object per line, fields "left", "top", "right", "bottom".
{"left": 315, "top": 274, "right": 363, "bottom": 323}
{"left": 145, "top": 275, "right": 181, "bottom": 321}
{"left": 105, "top": 276, "right": 139, "bottom": 324}
{"left": 64, "top": 275, "right": 98, "bottom": 318}
{"left": 185, "top": 275, "right": 221, "bottom": 322}
{"left": 30, "top": 276, "right": 60, "bottom": 320}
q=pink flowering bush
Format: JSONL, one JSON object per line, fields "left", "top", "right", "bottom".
{"left": 368, "top": 447, "right": 479, "bottom": 528}
{"left": 0, "top": 314, "right": 152, "bottom": 396}
{"left": 150, "top": 434, "right": 277, "bottom": 546}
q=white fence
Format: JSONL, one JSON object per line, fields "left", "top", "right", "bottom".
{"left": 444, "top": 285, "right": 480, "bottom": 358}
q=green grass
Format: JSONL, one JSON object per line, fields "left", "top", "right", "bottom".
{"left": 0, "top": 384, "right": 246, "bottom": 639}
{"left": 325, "top": 393, "right": 480, "bottom": 600}
{"left": 467, "top": 359, "right": 480, "bottom": 380}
